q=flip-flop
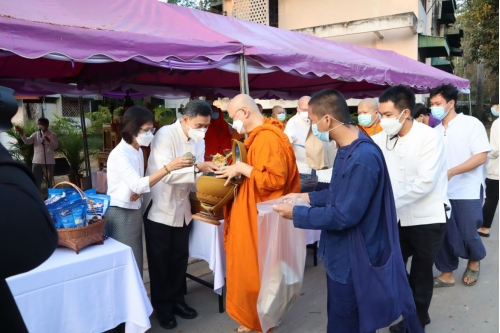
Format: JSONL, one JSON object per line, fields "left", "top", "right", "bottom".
{"left": 463, "top": 264, "right": 480, "bottom": 286}
{"left": 478, "top": 231, "right": 490, "bottom": 238}
{"left": 433, "top": 276, "right": 455, "bottom": 288}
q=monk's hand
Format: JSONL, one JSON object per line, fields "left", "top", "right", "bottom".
{"left": 282, "top": 193, "right": 310, "bottom": 204}
{"left": 273, "top": 203, "right": 294, "bottom": 220}
{"left": 215, "top": 164, "right": 241, "bottom": 186}
{"left": 197, "top": 162, "right": 220, "bottom": 173}
{"left": 130, "top": 193, "right": 141, "bottom": 202}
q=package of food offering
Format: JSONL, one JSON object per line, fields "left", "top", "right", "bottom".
{"left": 86, "top": 194, "right": 111, "bottom": 223}
{"left": 51, "top": 199, "right": 88, "bottom": 229}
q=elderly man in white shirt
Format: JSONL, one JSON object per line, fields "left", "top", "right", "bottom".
{"left": 284, "top": 96, "right": 318, "bottom": 192}
{"left": 430, "top": 84, "right": 490, "bottom": 288}
{"left": 143, "top": 100, "right": 219, "bottom": 330}
{"left": 372, "top": 86, "right": 449, "bottom": 332}
{"left": 15, "top": 117, "right": 58, "bottom": 190}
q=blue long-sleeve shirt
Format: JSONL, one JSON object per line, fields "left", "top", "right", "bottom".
{"left": 293, "top": 133, "right": 386, "bottom": 284}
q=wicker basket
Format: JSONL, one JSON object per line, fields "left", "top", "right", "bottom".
{"left": 53, "top": 181, "right": 106, "bottom": 254}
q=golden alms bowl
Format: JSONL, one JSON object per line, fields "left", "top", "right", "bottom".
{"left": 191, "top": 140, "right": 247, "bottom": 225}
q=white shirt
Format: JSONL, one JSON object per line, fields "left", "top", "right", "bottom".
{"left": 106, "top": 140, "right": 150, "bottom": 209}
{"left": 146, "top": 120, "right": 204, "bottom": 227}
{"left": 316, "top": 168, "right": 333, "bottom": 183}
{"left": 22, "top": 130, "right": 58, "bottom": 164}
{"left": 435, "top": 113, "right": 491, "bottom": 199}
{"left": 284, "top": 114, "right": 312, "bottom": 174}
{"left": 373, "top": 122, "right": 449, "bottom": 226}
{"left": 486, "top": 119, "right": 498, "bottom": 180}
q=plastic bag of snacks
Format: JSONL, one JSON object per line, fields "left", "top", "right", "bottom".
{"left": 51, "top": 199, "right": 88, "bottom": 229}
{"left": 86, "top": 194, "right": 110, "bottom": 223}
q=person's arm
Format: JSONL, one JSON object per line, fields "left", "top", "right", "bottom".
{"left": 293, "top": 162, "right": 379, "bottom": 231}
{"left": 394, "top": 134, "right": 445, "bottom": 210}
{"left": 283, "top": 120, "right": 295, "bottom": 143}
{"left": 448, "top": 120, "right": 490, "bottom": 180}
{"left": 21, "top": 133, "right": 35, "bottom": 145}
{"left": 46, "top": 133, "right": 58, "bottom": 150}
{"left": 489, "top": 121, "right": 499, "bottom": 159}
{"left": 150, "top": 130, "right": 198, "bottom": 184}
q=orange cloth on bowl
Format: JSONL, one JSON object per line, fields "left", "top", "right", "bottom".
{"left": 224, "top": 117, "right": 300, "bottom": 332}
{"left": 204, "top": 108, "right": 233, "bottom": 161}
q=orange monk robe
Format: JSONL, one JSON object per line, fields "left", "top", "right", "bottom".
{"left": 224, "top": 118, "right": 300, "bottom": 332}
{"left": 204, "top": 108, "right": 233, "bottom": 161}
{"left": 359, "top": 121, "right": 383, "bottom": 136}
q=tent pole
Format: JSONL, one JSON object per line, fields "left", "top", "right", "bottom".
{"left": 468, "top": 93, "right": 472, "bottom": 116}
{"left": 79, "top": 96, "right": 91, "bottom": 178}
{"left": 239, "top": 55, "right": 249, "bottom": 95}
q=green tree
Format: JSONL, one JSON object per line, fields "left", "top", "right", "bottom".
{"left": 457, "top": 0, "right": 499, "bottom": 73}
{"left": 167, "top": 0, "right": 214, "bottom": 11}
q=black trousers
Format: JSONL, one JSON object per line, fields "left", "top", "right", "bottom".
{"left": 143, "top": 201, "right": 192, "bottom": 317}
{"left": 482, "top": 178, "right": 499, "bottom": 229}
{"left": 398, "top": 221, "right": 447, "bottom": 323}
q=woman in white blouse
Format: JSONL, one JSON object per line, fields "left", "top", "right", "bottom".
{"left": 105, "top": 106, "right": 194, "bottom": 277}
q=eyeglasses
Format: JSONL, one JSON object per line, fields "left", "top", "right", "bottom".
{"left": 297, "top": 106, "right": 308, "bottom": 112}
{"left": 139, "top": 127, "right": 156, "bottom": 135}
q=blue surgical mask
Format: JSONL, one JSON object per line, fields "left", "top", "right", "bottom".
{"left": 430, "top": 101, "right": 450, "bottom": 120}
{"left": 491, "top": 107, "right": 499, "bottom": 117}
{"left": 311, "top": 115, "right": 343, "bottom": 142}
{"left": 277, "top": 114, "right": 286, "bottom": 121}
{"left": 358, "top": 112, "right": 375, "bottom": 126}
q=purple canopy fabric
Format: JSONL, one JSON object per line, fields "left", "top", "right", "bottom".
{"left": 0, "top": 0, "right": 469, "bottom": 97}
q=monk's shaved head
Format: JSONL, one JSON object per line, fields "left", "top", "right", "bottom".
{"left": 227, "top": 94, "right": 264, "bottom": 134}
{"left": 357, "top": 98, "right": 378, "bottom": 113}
{"left": 228, "top": 94, "right": 259, "bottom": 117}
{"left": 271, "top": 105, "right": 285, "bottom": 117}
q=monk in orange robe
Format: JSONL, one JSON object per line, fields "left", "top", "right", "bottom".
{"left": 215, "top": 94, "right": 300, "bottom": 333}
{"left": 204, "top": 105, "right": 233, "bottom": 161}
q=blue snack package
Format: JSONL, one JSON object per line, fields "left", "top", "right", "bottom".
{"left": 86, "top": 194, "right": 110, "bottom": 222}
{"left": 84, "top": 189, "right": 97, "bottom": 196}
{"left": 48, "top": 187, "right": 78, "bottom": 198}
{"left": 53, "top": 199, "right": 88, "bottom": 229}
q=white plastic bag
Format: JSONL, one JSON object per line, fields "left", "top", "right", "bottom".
{"left": 256, "top": 198, "right": 308, "bottom": 333}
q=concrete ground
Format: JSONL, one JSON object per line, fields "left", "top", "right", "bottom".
{"left": 140, "top": 207, "right": 498, "bottom": 333}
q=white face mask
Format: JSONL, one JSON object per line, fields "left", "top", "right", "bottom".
{"left": 299, "top": 111, "right": 309, "bottom": 122}
{"left": 231, "top": 109, "right": 246, "bottom": 134}
{"left": 135, "top": 132, "right": 154, "bottom": 147}
{"left": 38, "top": 124, "right": 45, "bottom": 131}
{"left": 380, "top": 111, "right": 406, "bottom": 137}
{"left": 186, "top": 124, "right": 207, "bottom": 143}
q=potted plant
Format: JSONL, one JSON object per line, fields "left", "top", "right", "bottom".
{"left": 52, "top": 117, "right": 86, "bottom": 186}
{"left": 4, "top": 120, "right": 37, "bottom": 169}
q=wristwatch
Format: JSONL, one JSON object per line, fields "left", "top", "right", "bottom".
{"left": 194, "top": 164, "right": 200, "bottom": 173}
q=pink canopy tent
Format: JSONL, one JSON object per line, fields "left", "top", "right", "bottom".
{"left": 0, "top": 0, "right": 469, "bottom": 99}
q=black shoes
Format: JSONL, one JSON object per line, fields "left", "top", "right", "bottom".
{"left": 389, "top": 316, "right": 431, "bottom": 333}
{"left": 158, "top": 313, "right": 177, "bottom": 330}
{"left": 173, "top": 302, "right": 198, "bottom": 319}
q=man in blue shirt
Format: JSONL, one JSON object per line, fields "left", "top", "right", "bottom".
{"left": 274, "top": 89, "right": 388, "bottom": 333}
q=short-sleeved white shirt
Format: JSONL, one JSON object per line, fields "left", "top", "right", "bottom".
{"left": 434, "top": 113, "right": 490, "bottom": 199}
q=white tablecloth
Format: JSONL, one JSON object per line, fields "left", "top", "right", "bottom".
{"left": 188, "top": 219, "right": 226, "bottom": 295}
{"left": 7, "top": 238, "right": 153, "bottom": 333}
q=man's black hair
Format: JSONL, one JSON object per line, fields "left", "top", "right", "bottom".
{"left": 38, "top": 117, "right": 49, "bottom": 126}
{"left": 429, "top": 84, "right": 459, "bottom": 104}
{"left": 184, "top": 99, "right": 213, "bottom": 119}
{"left": 491, "top": 95, "right": 499, "bottom": 106}
{"left": 121, "top": 106, "right": 155, "bottom": 144}
{"left": 308, "top": 89, "right": 353, "bottom": 124}
{"left": 412, "top": 103, "right": 429, "bottom": 119}
{"left": 379, "top": 85, "right": 415, "bottom": 115}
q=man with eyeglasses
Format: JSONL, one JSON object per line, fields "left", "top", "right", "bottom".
{"left": 284, "top": 96, "right": 318, "bottom": 193}
{"left": 372, "top": 86, "right": 449, "bottom": 332}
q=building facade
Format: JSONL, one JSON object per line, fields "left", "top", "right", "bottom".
{"left": 218, "top": 0, "right": 462, "bottom": 74}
